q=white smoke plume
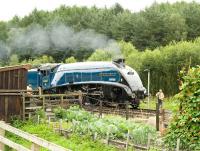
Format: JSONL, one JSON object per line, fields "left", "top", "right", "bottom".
{"left": 1, "top": 23, "right": 122, "bottom": 61}
{"left": 9, "top": 25, "right": 50, "bottom": 53}
{"left": 0, "top": 41, "right": 10, "bottom": 59}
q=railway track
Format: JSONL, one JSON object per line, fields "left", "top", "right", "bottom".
{"left": 83, "top": 105, "right": 172, "bottom": 123}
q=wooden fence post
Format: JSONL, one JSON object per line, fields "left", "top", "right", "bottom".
{"left": 125, "top": 129, "right": 130, "bottom": 151}
{"left": 125, "top": 101, "right": 129, "bottom": 120}
{"left": 93, "top": 132, "right": 97, "bottom": 140}
{"left": 38, "top": 86, "right": 42, "bottom": 95}
{"left": 99, "top": 100, "right": 102, "bottom": 118}
{"left": 160, "top": 109, "right": 165, "bottom": 132}
{"left": 31, "top": 143, "right": 40, "bottom": 151}
{"left": 176, "top": 138, "right": 180, "bottom": 151}
{"left": 29, "top": 113, "right": 31, "bottom": 119}
{"left": 59, "top": 119, "right": 63, "bottom": 133}
{"left": 48, "top": 116, "right": 51, "bottom": 127}
{"left": 78, "top": 92, "right": 83, "bottom": 108}
{"left": 106, "top": 129, "right": 110, "bottom": 145}
{"left": 0, "top": 122, "right": 5, "bottom": 151}
{"left": 42, "top": 96, "right": 45, "bottom": 110}
{"left": 37, "top": 115, "right": 40, "bottom": 124}
{"left": 147, "top": 133, "right": 151, "bottom": 149}
{"left": 61, "top": 96, "right": 64, "bottom": 108}
{"left": 161, "top": 109, "right": 165, "bottom": 122}
{"left": 22, "top": 93, "right": 26, "bottom": 121}
{"left": 156, "top": 101, "right": 159, "bottom": 131}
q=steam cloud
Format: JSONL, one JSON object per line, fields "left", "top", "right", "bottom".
{"left": 0, "top": 41, "right": 10, "bottom": 60}
{"left": 5, "top": 23, "right": 121, "bottom": 58}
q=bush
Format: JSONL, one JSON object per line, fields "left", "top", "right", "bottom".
{"left": 164, "top": 66, "right": 200, "bottom": 150}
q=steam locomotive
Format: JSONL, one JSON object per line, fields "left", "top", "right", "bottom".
{"left": 27, "top": 59, "right": 146, "bottom": 108}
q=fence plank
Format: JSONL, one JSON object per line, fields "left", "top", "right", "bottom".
{"left": 5, "top": 97, "right": 8, "bottom": 122}
{"left": 0, "top": 135, "right": 30, "bottom": 151}
{"left": 0, "top": 126, "right": 5, "bottom": 150}
{"left": 0, "top": 121, "right": 71, "bottom": 151}
{"left": 176, "top": 138, "right": 180, "bottom": 151}
{"left": 31, "top": 143, "right": 40, "bottom": 151}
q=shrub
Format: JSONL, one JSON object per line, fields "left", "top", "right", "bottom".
{"left": 164, "top": 66, "right": 200, "bottom": 150}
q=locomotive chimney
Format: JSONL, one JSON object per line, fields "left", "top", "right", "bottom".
{"left": 113, "top": 58, "right": 125, "bottom": 67}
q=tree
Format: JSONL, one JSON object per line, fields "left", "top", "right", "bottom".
{"left": 0, "top": 21, "right": 8, "bottom": 41}
{"left": 21, "top": 55, "right": 55, "bottom": 66}
{"left": 111, "top": 3, "right": 124, "bottom": 14}
{"left": 9, "top": 54, "right": 19, "bottom": 65}
{"left": 0, "top": 41, "right": 9, "bottom": 65}
{"left": 87, "top": 49, "right": 113, "bottom": 61}
{"left": 120, "top": 39, "right": 200, "bottom": 95}
{"left": 65, "top": 56, "right": 77, "bottom": 63}
{"left": 118, "top": 40, "right": 138, "bottom": 58}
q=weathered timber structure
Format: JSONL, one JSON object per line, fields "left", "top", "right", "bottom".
{"left": 0, "top": 65, "right": 31, "bottom": 121}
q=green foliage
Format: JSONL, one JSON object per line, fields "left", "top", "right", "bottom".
{"left": 0, "top": 21, "right": 8, "bottom": 41}
{"left": 10, "top": 116, "right": 26, "bottom": 128}
{"left": 9, "top": 54, "right": 19, "bottom": 65}
{"left": 21, "top": 55, "right": 55, "bottom": 66}
{"left": 53, "top": 106, "right": 157, "bottom": 145}
{"left": 124, "top": 40, "right": 200, "bottom": 95}
{"left": 53, "top": 107, "right": 68, "bottom": 119}
{"left": 164, "top": 66, "right": 200, "bottom": 150}
{"left": 7, "top": 121, "right": 117, "bottom": 151}
{"left": 35, "top": 109, "right": 45, "bottom": 119}
{"left": 139, "top": 97, "right": 179, "bottom": 112}
{"left": 65, "top": 56, "right": 77, "bottom": 63}
{"left": 87, "top": 49, "right": 113, "bottom": 61}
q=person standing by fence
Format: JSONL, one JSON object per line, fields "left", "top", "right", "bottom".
{"left": 27, "top": 84, "right": 33, "bottom": 95}
{"left": 156, "top": 89, "right": 164, "bottom": 109}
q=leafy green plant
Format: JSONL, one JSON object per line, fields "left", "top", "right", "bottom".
{"left": 35, "top": 109, "right": 45, "bottom": 119}
{"left": 10, "top": 116, "right": 26, "bottom": 128}
{"left": 57, "top": 106, "right": 157, "bottom": 145}
{"left": 53, "top": 107, "right": 67, "bottom": 119}
{"left": 164, "top": 66, "right": 200, "bottom": 150}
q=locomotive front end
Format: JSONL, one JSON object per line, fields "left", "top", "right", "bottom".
{"left": 113, "top": 59, "right": 146, "bottom": 107}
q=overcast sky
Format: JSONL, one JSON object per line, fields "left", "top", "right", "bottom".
{"left": 0, "top": 0, "right": 198, "bottom": 21}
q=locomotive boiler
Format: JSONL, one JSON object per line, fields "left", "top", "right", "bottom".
{"left": 27, "top": 59, "right": 146, "bottom": 108}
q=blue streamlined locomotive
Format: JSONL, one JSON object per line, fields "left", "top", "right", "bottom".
{"left": 27, "top": 59, "right": 146, "bottom": 108}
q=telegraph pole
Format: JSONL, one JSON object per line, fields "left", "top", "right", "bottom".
{"left": 144, "top": 69, "right": 150, "bottom": 109}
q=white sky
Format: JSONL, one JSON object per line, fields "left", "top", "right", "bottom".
{"left": 0, "top": 0, "right": 198, "bottom": 21}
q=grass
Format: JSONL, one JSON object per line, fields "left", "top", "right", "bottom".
{"left": 5, "top": 123, "right": 118, "bottom": 151}
{"left": 139, "top": 97, "right": 179, "bottom": 112}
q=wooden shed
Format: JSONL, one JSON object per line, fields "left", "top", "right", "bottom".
{"left": 0, "top": 64, "right": 31, "bottom": 121}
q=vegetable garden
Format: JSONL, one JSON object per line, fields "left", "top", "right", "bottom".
{"left": 6, "top": 106, "right": 159, "bottom": 151}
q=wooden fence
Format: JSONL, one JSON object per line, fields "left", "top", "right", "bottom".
{"left": 0, "top": 90, "right": 38, "bottom": 122}
{"left": 22, "top": 92, "right": 83, "bottom": 120}
{"left": 0, "top": 121, "right": 71, "bottom": 151}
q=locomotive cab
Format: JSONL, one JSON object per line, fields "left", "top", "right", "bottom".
{"left": 27, "top": 63, "right": 60, "bottom": 90}
{"left": 27, "top": 69, "right": 41, "bottom": 90}
{"left": 39, "top": 64, "right": 60, "bottom": 89}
